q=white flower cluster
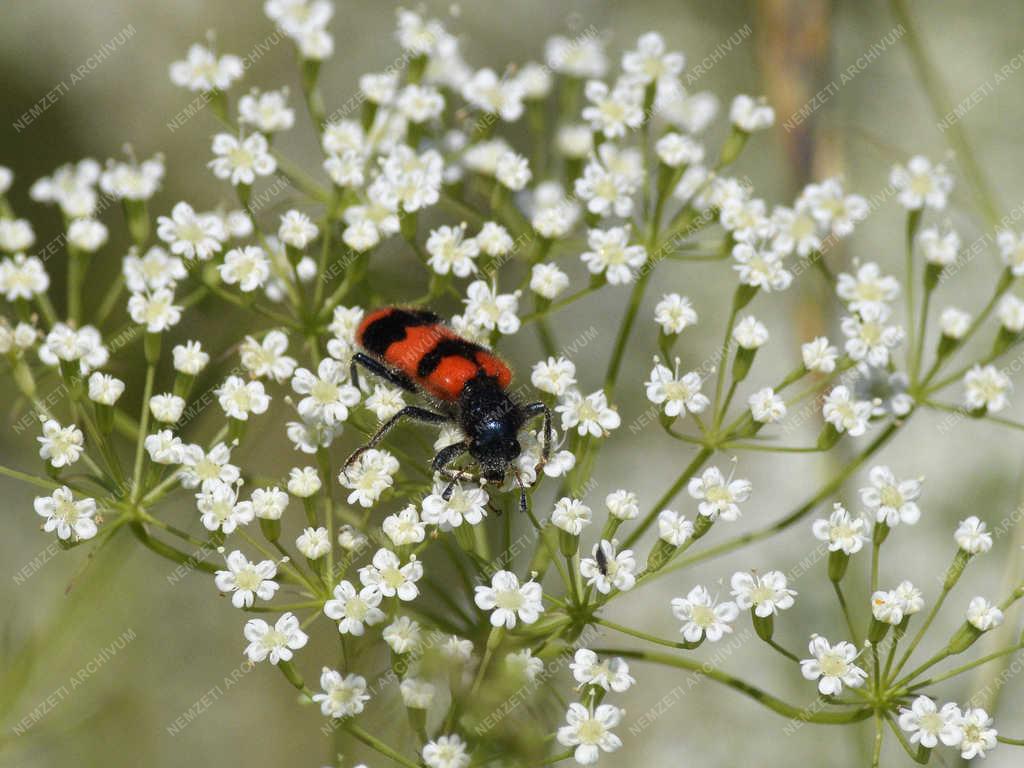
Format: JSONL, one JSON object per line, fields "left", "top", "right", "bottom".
{"left": 4, "top": 4, "right": 1024, "bottom": 768}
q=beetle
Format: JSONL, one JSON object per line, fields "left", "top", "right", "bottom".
{"left": 342, "top": 307, "right": 552, "bottom": 511}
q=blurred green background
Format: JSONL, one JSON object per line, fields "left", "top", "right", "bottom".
{"left": 2, "top": 1, "right": 1023, "bottom": 766}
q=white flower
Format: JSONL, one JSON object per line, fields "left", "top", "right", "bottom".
{"left": 812, "top": 503, "right": 868, "bottom": 555}
{"left": 580, "top": 539, "right": 636, "bottom": 594}
{"left": 556, "top": 124, "right": 594, "bottom": 158}
{"left": 822, "top": 385, "right": 872, "bottom": 436}
{"left": 657, "top": 509, "right": 694, "bottom": 546}
{"left": 623, "top": 31, "right": 684, "bottom": 83}
{"left": 238, "top": 88, "right": 295, "bottom": 133}
{"left": 966, "top": 596, "right": 1003, "bottom": 631}
{"left": 99, "top": 152, "right": 163, "bottom": 201}
{"left": 359, "top": 548, "right": 423, "bottom": 602}
{"left": 149, "top": 393, "right": 186, "bottom": 423}
{"left": 196, "top": 480, "right": 254, "bottom": 534}
{"left": 506, "top": 648, "right": 544, "bottom": 682}
{"left": 291, "top": 358, "right": 360, "bottom": 426}
{"left": 748, "top": 387, "right": 786, "bottom": 423}
{"left": 582, "top": 79, "right": 643, "bottom": 138}
{"left": 397, "top": 83, "right": 445, "bottom": 123}
{"left": 144, "top": 429, "right": 186, "bottom": 464}
{"left": 0, "top": 254, "right": 49, "bottom": 300}
{"left": 383, "top": 615, "right": 422, "bottom": 654}
{"left": 462, "top": 68, "right": 525, "bottom": 122}
{"left": 730, "top": 94, "right": 774, "bottom": 131}
{"left": 382, "top": 505, "right": 426, "bottom": 546}
{"left": 474, "top": 570, "right": 543, "bottom": 628}
{"left": 363, "top": 384, "right": 405, "bottom": 422}
{"left": 208, "top": 133, "right": 276, "bottom": 186}
{"left": 655, "top": 132, "right": 703, "bottom": 167}
{"left": 557, "top": 390, "right": 621, "bottom": 437}
{"left": 422, "top": 480, "right": 489, "bottom": 528}
{"left": 654, "top": 293, "right": 698, "bottom": 334}
{"left": 215, "top": 550, "right": 278, "bottom": 608}
{"left": 771, "top": 201, "right": 823, "bottom": 257}
{"left": 557, "top": 703, "right": 624, "bottom": 765}
{"left": 287, "top": 466, "right": 321, "bottom": 497}
{"left": 732, "top": 315, "right": 769, "bottom": 349}
{"left": 895, "top": 580, "right": 925, "bottom": 615}
{"left": 836, "top": 262, "right": 900, "bottom": 314}
{"left": 530, "top": 262, "right": 570, "bottom": 299}
{"left": 296, "top": 526, "right": 331, "bottom": 559}
{"left": 400, "top": 677, "right": 436, "bottom": 709}
{"left": 804, "top": 178, "right": 868, "bottom": 237}
{"left": 687, "top": 466, "right": 751, "bottom": 522}
{"left": 997, "top": 295, "right": 1024, "bottom": 335}
{"left": 800, "top": 636, "right": 866, "bottom": 695}
{"left": 0, "top": 219, "right": 35, "bottom": 252}
{"left": 312, "top": 668, "right": 369, "bottom": 718}
{"left": 890, "top": 155, "right": 954, "bottom": 210}
{"left": 955, "top": 516, "right": 993, "bottom": 555}
{"left": 730, "top": 570, "right": 796, "bottom": 617}
{"left": 606, "top": 489, "right": 640, "bottom": 521}
{"left": 34, "top": 487, "right": 98, "bottom": 541}
{"left": 531, "top": 356, "right": 576, "bottom": 396}
{"left": 340, "top": 448, "right": 400, "bottom": 507}
{"left": 574, "top": 159, "right": 635, "bottom": 219}
{"left": 570, "top": 648, "right": 635, "bottom": 693}
{"left": 898, "top": 696, "right": 963, "bottom": 749}
{"left": 940, "top": 306, "right": 972, "bottom": 339}
{"left": 156, "top": 201, "right": 226, "bottom": 261}
{"left": 546, "top": 35, "right": 608, "bottom": 79}
{"left": 997, "top": 230, "right": 1024, "bottom": 275}
{"left": 671, "top": 585, "right": 740, "bottom": 643}
{"left": 169, "top": 43, "right": 243, "bottom": 92}
{"left": 249, "top": 486, "right": 288, "bottom": 521}
{"left": 422, "top": 734, "right": 471, "bottom": 768}
{"left": 173, "top": 340, "right": 209, "bottom": 374}
{"left": 581, "top": 227, "right": 646, "bottom": 285}
{"left": 871, "top": 590, "right": 904, "bottom": 625}
{"left": 473, "top": 222, "right": 513, "bottom": 258}
{"left": 841, "top": 305, "right": 904, "bottom": 366}
{"left": 426, "top": 224, "right": 479, "bottom": 277}
{"left": 732, "top": 241, "right": 792, "bottom": 292}
{"left": 463, "top": 280, "right": 521, "bottom": 335}
{"left": 37, "top": 419, "right": 84, "bottom": 468}
{"left": 216, "top": 376, "right": 270, "bottom": 420}
{"left": 87, "top": 372, "right": 125, "bottom": 405}
{"left": 271, "top": 210, "right": 319, "bottom": 252}
{"left": 964, "top": 364, "right": 1011, "bottom": 413}
{"left": 552, "top": 499, "right": 593, "bottom": 536}
{"left": 123, "top": 246, "right": 186, "bottom": 292}
{"left": 324, "top": 580, "right": 386, "bottom": 636}
{"left": 128, "top": 288, "right": 182, "bottom": 332}
{"left": 495, "top": 151, "right": 532, "bottom": 191}
{"left": 958, "top": 708, "right": 998, "bottom": 759}
{"left": 645, "top": 359, "right": 709, "bottom": 417}
{"left": 67, "top": 218, "right": 108, "bottom": 253}
{"left": 860, "top": 465, "right": 922, "bottom": 526}
{"left": 918, "top": 226, "right": 961, "bottom": 267}
{"left": 240, "top": 331, "right": 297, "bottom": 382}
{"left": 243, "top": 611, "right": 307, "bottom": 665}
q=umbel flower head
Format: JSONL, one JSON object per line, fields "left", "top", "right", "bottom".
{"left": 4, "top": 6, "right": 1024, "bottom": 768}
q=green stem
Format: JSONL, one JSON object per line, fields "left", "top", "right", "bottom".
{"left": 596, "top": 647, "right": 873, "bottom": 724}
{"left": 622, "top": 447, "right": 712, "bottom": 548}
{"left": 130, "top": 363, "right": 156, "bottom": 504}
{"left": 661, "top": 421, "right": 902, "bottom": 575}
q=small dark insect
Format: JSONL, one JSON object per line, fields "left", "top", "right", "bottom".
{"left": 595, "top": 543, "right": 609, "bottom": 577}
{"left": 343, "top": 306, "right": 552, "bottom": 512}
